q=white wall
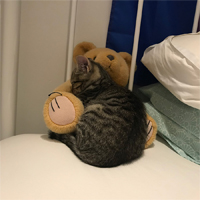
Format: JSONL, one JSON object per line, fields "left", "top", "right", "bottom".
{"left": 1, "top": 1, "right": 21, "bottom": 139}
{"left": 0, "top": 2, "right": 2, "bottom": 139}
{"left": 74, "top": 0, "right": 112, "bottom": 47}
{"left": 15, "top": 0, "right": 112, "bottom": 135}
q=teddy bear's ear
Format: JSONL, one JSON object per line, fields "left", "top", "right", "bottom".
{"left": 118, "top": 52, "right": 132, "bottom": 70}
{"left": 73, "top": 42, "right": 96, "bottom": 63}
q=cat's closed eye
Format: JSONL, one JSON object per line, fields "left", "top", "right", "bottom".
{"left": 72, "top": 81, "right": 82, "bottom": 94}
{"left": 73, "top": 81, "right": 82, "bottom": 89}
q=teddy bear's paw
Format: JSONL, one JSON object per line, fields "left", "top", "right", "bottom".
{"left": 146, "top": 119, "right": 153, "bottom": 142}
{"left": 145, "top": 116, "right": 157, "bottom": 149}
{"left": 49, "top": 96, "right": 75, "bottom": 126}
{"left": 44, "top": 91, "right": 84, "bottom": 134}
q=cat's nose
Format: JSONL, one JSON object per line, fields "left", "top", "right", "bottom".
{"left": 107, "top": 55, "right": 114, "bottom": 61}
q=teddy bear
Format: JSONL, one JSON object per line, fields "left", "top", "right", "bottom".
{"left": 43, "top": 42, "right": 157, "bottom": 149}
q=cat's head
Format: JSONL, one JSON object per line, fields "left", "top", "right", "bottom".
{"left": 71, "top": 55, "right": 110, "bottom": 96}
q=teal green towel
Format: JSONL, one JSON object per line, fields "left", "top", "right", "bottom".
{"left": 140, "top": 83, "right": 200, "bottom": 165}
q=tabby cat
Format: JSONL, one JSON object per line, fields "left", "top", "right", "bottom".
{"left": 49, "top": 55, "right": 147, "bottom": 167}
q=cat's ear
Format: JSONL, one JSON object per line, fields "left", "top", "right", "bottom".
{"left": 75, "top": 55, "right": 91, "bottom": 74}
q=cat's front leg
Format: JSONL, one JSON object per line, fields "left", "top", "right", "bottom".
{"left": 49, "top": 131, "right": 77, "bottom": 148}
{"left": 48, "top": 131, "right": 61, "bottom": 140}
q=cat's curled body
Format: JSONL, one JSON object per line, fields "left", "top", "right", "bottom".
{"left": 49, "top": 56, "right": 147, "bottom": 167}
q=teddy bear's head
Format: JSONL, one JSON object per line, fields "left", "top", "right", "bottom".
{"left": 73, "top": 42, "right": 133, "bottom": 87}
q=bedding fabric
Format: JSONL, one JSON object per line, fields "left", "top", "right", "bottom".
{"left": 1, "top": 133, "right": 200, "bottom": 200}
{"left": 141, "top": 32, "right": 200, "bottom": 109}
{"left": 140, "top": 83, "right": 200, "bottom": 165}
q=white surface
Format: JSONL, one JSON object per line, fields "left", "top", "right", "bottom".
{"left": 1, "top": 1, "right": 21, "bottom": 139}
{"left": 172, "top": 33, "right": 200, "bottom": 59}
{"left": 141, "top": 32, "right": 200, "bottom": 110}
{"left": 1, "top": 134, "right": 199, "bottom": 200}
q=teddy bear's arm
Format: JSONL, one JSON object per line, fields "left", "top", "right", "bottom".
{"left": 53, "top": 80, "right": 72, "bottom": 92}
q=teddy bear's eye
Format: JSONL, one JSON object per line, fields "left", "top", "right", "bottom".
{"left": 93, "top": 56, "right": 96, "bottom": 60}
{"left": 107, "top": 55, "right": 114, "bottom": 61}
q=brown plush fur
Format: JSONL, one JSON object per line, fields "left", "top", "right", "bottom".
{"left": 73, "top": 42, "right": 132, "bottom": 87}
{"left": 145, "top": 114, "right": 157, "bottom": 148}
{"left": 43, "top": 41, "right": 157, "bottom": 148}
{"left": 43, "top": 92, "right": 84, "bottom": 134}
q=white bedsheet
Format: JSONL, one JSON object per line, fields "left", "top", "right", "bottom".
{"left": 1, "top": 134, "right": 200, "bottom": 200}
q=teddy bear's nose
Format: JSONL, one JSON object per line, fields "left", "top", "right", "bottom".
{"left": 107, "top": 55, "right": 114, "bottom": 61}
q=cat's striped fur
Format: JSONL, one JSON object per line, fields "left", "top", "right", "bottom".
{"left": 49, "top": 56, "right": 147, "bottom": 167}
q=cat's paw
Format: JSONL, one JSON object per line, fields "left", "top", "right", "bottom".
{"left": 48, "top": 131, "right": 58, "bottom": 140}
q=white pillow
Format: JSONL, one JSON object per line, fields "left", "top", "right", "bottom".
{"left": 141, "top": 32, "right": 200, "bottom": 110}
